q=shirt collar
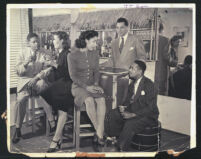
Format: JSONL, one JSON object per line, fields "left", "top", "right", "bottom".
{"left": 123, "top": 32, "right": 128, "bottom": 40}
{"left": 30, "top": 49, "right": 37, "bottom": 56}
{"left": 135, "top": 76, "right": 143, "bottom": 86}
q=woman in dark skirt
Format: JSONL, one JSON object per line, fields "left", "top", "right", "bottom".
{"left": 40, "top": 31, "right": 74, "bottom": 152}
{"left": 68, "top": 30, "right": 106, "bottom": 146}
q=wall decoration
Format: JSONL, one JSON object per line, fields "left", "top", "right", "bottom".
{"left": 172, "top": 26, "right": 190, "bottom": 47}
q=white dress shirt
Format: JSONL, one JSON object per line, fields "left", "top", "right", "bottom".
{"left": 134, "top": 76, "right": 143, "bottom": 95}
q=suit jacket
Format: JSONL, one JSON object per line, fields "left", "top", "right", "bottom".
{"left": 123, "top": 76, "right": 159, "bottom": 120}
{"left": 16, "top": 47, "right": 52, "bottom": 92}
{"left": 106, "top": 34, "right": 146, "bottom": 70}
{"left": 155, "top": 35, "right": 178, "bottom": 95}
{"left": 68, "top": 48, "right": 100, "bottom": 89}
{"left": 172, "top": 66, "right": 192, "bottom": 100}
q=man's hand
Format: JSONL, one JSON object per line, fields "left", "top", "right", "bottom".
{"left": 27, "top": 77, "right": 39, "bottom": 88}
{"left": 118, "top": 105, "right": 127, "bottom": 113}
{"left": 121, "top": 111, "right": 136, "bottom": 119}
{"left": 23, "top": 56, "right": 33, "bottom": 67}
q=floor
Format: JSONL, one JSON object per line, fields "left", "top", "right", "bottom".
{"left": 9, "top": 94, "right": 190, "bottom": 153}
{"left": 10, "top": 117, "right": 190, "bottom": 153}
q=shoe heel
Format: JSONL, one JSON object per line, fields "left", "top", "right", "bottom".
{"left": 47, "top": 139, "right": 62, "bottom": 153}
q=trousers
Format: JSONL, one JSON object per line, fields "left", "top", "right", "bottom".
{"left": 14, "top": 80, "right": 53, "bottom": 128}
{"left": 105, "top": 108, "right": 156, "bottom": 150}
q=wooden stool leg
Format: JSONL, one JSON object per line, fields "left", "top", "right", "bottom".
{"left": 29, "top": 97, "right": 35, "bottom": 133}
{"left": 25, "top": 105, "right": 29, "bottom": 127}
{"left": 46, "top": 113, "right": 50, "bottom": 136}
{"left": 76, "top": 108, "right": 80, "bottom": 151}
{"left": 73, "top": 107, "right": 76, "bottom": 147}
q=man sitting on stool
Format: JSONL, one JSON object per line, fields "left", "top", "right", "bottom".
{"left": 105, "top": 60, "right": 159, "bottom": 151}
{"left": 12, "top": 33, "right": 56, "bottom": 144}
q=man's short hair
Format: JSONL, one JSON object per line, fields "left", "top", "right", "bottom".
{"left": 134, "top": 60, "right": 146, "bottom": 73}
{"left": 27, "top": 33, "right": 38, "bottom": 41}
{"left": 116, "top": 17, "right": 129, "bottom": 26}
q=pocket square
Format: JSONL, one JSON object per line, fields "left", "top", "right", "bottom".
{"left": 141, "top": 90, "right": 145, "bottom": 95}
{"left": 129, "top": 47, "right": 134, "bottom": 51}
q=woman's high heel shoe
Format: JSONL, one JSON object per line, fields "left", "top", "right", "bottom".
{"left": 93, "top": 133, "right": 105, "bottom": 146}
{"left": 47, "top": 140, "right": 62, "bottom": 153}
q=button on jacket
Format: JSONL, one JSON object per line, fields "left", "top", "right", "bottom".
{"left": 67, "top": 48, "right": 101, "bottom": 107}
{"left": 67, "top": 48, "right": 100, "bottom": 89}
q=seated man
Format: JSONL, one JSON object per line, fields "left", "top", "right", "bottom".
{"left": 12, "top": 33, "right": 56, "bottom": 144}
{"left": 105, "top": 60, "right": 159, "bottom": 151}
{"left": 169, "top": 55, "right": 192, "bottom": 100}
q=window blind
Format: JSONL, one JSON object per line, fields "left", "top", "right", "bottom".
{"left": 9, "top": 9, "right": 29, "bottom": 88}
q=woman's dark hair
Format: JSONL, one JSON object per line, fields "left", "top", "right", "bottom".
{"left": 27, "top": 33, "right": 38, "bottom": 41}
{"left": 53, "top": 31, "right": 70, "bottom": 51}
{"left": 170, "top": 35, "right": 182, "bottom": 46}
{"left": 75, "top": 30, "right": 98, "bottom": 48}
{"left": 116, "top": 17, "right": 129, "bottom": 26}
{"left": 184, "top": 55, "right": 192, "bottom": 66}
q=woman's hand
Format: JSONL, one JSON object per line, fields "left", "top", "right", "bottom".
{"left": 93, "top": 86, "right": 104, "bottom": 94}
{"left": 86, "top": 85, "right": 99, "bottom": 94}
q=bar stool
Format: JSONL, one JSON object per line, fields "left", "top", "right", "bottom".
{"left": 131, "top": 121, "right": 161, "bottom": 151}
{"left": 26, "top": 95, "right": 50, "bottom": 136}
{"left": 73, "top": 104, "right": 95, "bottom": 151}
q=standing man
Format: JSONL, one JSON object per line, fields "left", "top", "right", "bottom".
{"left": 101, "top": 17, "right": 147, "bottom": 106}
{"left": 155, "top": 23, "right": 181, "bottom": 95}
{"left": 104, "top": 17, "right": 146, "bottom": 69}
{"left": 105, "top": 60, "right": 159, "bottom": 151}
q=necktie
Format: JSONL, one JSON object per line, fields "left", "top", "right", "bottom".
{"left": 129, "top": 81, "right": 136, "bottom": 104}
{"left": 119, "top": 37, "right": 124, "bottom": 53}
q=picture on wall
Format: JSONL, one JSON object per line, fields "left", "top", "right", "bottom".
{"left": 172, "top": 26, "right": 190, "bottom": 47}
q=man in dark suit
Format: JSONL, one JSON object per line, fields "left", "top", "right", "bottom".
{"left": 105, "top": 60, "right": 159, "bottom": 151}
{"left": 155, "top": 23, "right": 181, "bottom": 95}
{"left": 169, "top": 55, "right": 192, "bottom": 100}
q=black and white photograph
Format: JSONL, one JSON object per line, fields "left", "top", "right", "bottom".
{"left": 7, "top": 4, "right": 196, "bottom": 157}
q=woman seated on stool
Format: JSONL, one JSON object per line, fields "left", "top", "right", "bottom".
{"left": 40, "top": 31, "right": 74, "bottom": 152}
{"left": 68, "top": 30, "right": 106, "bottom": 146}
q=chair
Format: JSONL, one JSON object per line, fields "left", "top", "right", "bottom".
{"left": 73, "top": 104, "right": 95, "bottom": 151}
{"left": 131, "top": 121, "right": 161, "bottom": 151}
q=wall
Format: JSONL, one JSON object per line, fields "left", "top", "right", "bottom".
{"left": 158, "top": 8, "right": 193, "bottom": 63}
{"left": 158, "top": 95, "right": 191, "bottom": 135}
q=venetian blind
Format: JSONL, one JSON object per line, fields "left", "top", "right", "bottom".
{"left": 9, "top": 9, "right": 29, "bottom": 88}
